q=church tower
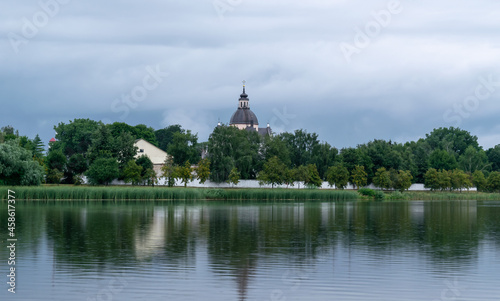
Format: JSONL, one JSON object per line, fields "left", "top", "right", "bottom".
{"left": 229, "top": 81, "right": 259, "bottom": 130}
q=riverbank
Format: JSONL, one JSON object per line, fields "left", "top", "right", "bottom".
{"left": 0, "top": 186, "right": 498, "bottom": 201}
{"left": 0, "top": 186, "right": 358, "bottom": 201}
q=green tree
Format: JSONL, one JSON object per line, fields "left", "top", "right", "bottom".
{"left": 458, "top": 146, "right": 490, "bottom": 173}
{"left": 373, "top": 167, "right": 392, "bottom": 190}
{"left": 304, "top": 164, "right": 322, "bottom": 188}
{"left": 351, "top": 165, "right": 367, "bottom": 189}
{"left": 472, "top": 170, "right": 487, "bottom": 191}
{"left": 168, "top": 130, "right": 200, "bottom": 165}
{"left": 175, "top": 161, "right": 193, "bottom": 188}
{"left": 393, "top": 170, "right": 413, "bottom": 192}
{"left": 122, "top": 160, "right": 143, "bottom": 185}
{"left": 429, "top": 149, "right": 458, "bottom": 170}
{"left": 133, "top": 124, "right": 158, "bottom": 146}
{"left": 437, "top": 169, "right": 452, "bottom": 191}
{"left": 280, "top": 129, "right": 319, "bottom": 168}
{"left": 284, "top": 167, "right": 296, "bottom": 188}
{"left": 46, "top": 149, "right": 67, "bottom": 172}
{"left": 424, "top": 168, "right": 440, "bottom": 191}
{"left": 85, "top": 158, "right": 119, "bottom": 185}
{"left": 425, "top": 127, "right": 480, "bottom": 157}
{"left": 195, "top": 158, "right": 211, "bottom": 184}
{"left": 108, "top": 122, "right": 158, "bottom": 146}
{"left": 113, "top": 131, "right": 137, "bottom": 171}
{"left": 338, "top": 147, "right": 360, "bottom": 174}
{"left": 310, "top": 142, "right": 338, "bottom": 179}
{"left": 45, "top": 148, "right": 67, "bottom": 184}
{"left": 87, "top": 124, "right": 115, "bottom": 163}
{"left": 155, "top": 124, "right": 183, "bottom": 151}
{"left": 31, "top": 134, "right": 45, "bottom": 159}
{"left": 46, "top": 168, "right": 64, "bottom": 185}
{"left": 228, "top": 167, "right": 240, "bottom": 187}
{"left": 326, "top": 165, "right": 350, "bottom": 189}
{"left": 487, "top": 171, "right": 500, "bottom": 192}
{"left": 0, "top": 126, "right": 17, "bottom": 142}
{"left": 407, "top": 139, "right": 430, "bottom": 183}
{"left": 208, "top": 125, "right": 260, "bottom": 182}
{"left": 258, "top": 156, "right": 288, "bottom": 188}
{"left": 294, "top": 165, "right": 309, "bottom": 189}
{"left": 486, "top": 145, "right": 500, "bottom": 171}
{"left": 54, "top": 118, "right": 101, "bottom": 157}
{"left": 261, "top": 135, "right": 291, "bottom": 167}
{"left": 0, "top": 140, "right": 45, "bottom": 186}
{"left": 136, "top": 155, "right": 154, "bottom": 184}
{"left": 161, "top": 155, "right": 177, "bottom": 187}
{"left": 65, "top": 153, "right": 88, "bottom": 183}
{"left": 143, "top": 167, "right": 158, "bottom": 186}
{"left": 450, "top": 169, "right": 472, "bottom": 192}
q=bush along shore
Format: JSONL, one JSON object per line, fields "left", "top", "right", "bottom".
{"left": 0, "top": 186, "right": 359, "bottom": 201}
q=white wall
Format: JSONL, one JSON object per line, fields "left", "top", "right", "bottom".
{"left": 80, "top": 176, "right": 477, "bottom": 191}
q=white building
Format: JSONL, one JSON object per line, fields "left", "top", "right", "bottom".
{"left": 134, "top": 139, "right": 169, "bottom": 176}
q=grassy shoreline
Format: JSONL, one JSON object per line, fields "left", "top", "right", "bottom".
{"left": 0, "top": 186, "right": 358, "bottom": 201}
{"left": 1, "top": 186, "right": 499, "bottom": 201}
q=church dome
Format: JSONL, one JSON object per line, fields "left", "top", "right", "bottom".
{"left": 230, "top": 108, "right": 259, "bottom": 126}
{"left": 229, "top": 83, "right": 259, "bottom": 127}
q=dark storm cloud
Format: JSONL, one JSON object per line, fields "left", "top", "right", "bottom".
{"left": 1, "top": 0, "right": 500, "bottom": 148}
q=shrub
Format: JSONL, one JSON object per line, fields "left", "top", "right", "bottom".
{"left": 358, "top": 188, "right": 376, "bottom": 197}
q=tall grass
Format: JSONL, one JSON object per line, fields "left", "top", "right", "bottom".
{"left": 0, "top": 186, "right": 204, "bottom": 201}
{"left": 0, "top": 186, "right": 359, "bottom": 201}
{"left": 393, "top": 191, "right": 500, "bottom": 201}
{"left": 218, "top": 188, "right": 358, "bottom": 201}
{"left": 3, "top": 186, "right": 498, "bottom": 202}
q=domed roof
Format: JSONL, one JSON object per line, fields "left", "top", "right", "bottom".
{"left": 230, "top": 108, "right": 259, "bottom": 125}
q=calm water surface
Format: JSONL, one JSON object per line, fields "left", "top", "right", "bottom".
{"left": 1, "top": 200, "right": 500, "bottom": 301}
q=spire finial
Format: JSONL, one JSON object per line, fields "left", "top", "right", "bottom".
{"left": 242, "top": 80, "right": 246, "bottom": 87}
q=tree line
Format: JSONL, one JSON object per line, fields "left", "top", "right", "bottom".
{"left": 1, "top": 120, "right": 500, "bottom": 191}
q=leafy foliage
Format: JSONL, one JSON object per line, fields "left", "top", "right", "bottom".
{"left": 85, "top": 158, "right": 119, "bottom": 185}
{"left": 258, "top": 156, "right": 288, "bottom": 188}
{"left": 351, "top": 165, "right": 367, "bottom": 189}
{"left": 195, "top": 158, "right": 211, "bottom": 184}
{"left": 177, "top": 161, "right": 194, "bottom": 187}
{"left": 228, "top": 167, "right": 240, "bottom": 186}
{"left": 0, "top": 140, "right": 45, "bottom": 186}
{"left": 161, "top": 155, "right": 177, "bottom": 187}
{"left": 122, "top": 160, "right": 143, "bottom": 185}
{"left": 168, "top": 130, "right": 200, "bottom": 165}
{"left": 326, "top": 164, "right": 350, "bottom": 189}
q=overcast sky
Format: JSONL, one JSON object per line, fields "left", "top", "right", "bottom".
{"left": 2, "top": 0, "right": 500, "bottom": 150}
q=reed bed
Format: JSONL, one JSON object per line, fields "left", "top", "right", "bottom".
{"left": 0, "top": 186, "right": 204, "bottom": 201}
{"left": 0, "top": 186, "right": 358, "bottom": 201}
{"left": 216, "top": 188, "right": 358, "bottom": 201}
{"left": 2, "top": 186, "right": 498, "bottom": 202}
{"left": 394, "top": 191, "right": 500, "bottom": 201}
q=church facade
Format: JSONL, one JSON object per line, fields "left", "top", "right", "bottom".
{"left": 228, "top": 82, "right": 272, "bottom": 136}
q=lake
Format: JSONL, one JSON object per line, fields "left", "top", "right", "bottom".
{"left": 1, "top": 200, "right": 500, "bottom": 300}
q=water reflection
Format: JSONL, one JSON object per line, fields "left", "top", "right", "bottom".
{"left": 0, "top": 200, "right": 499, "bottom": 301}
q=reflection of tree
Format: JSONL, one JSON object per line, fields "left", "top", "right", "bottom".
{"left": 207, "top": 206, "right": 259, "bottom": 301}
{"left": 4, "top": 199, "right": 499, "bottom": 294}
{"left": 44, "top": 202, "right": 155, "bottom": 269}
